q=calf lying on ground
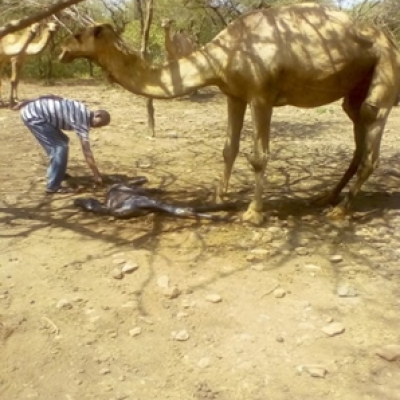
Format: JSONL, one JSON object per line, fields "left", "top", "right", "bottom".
{"left": 74, "top": 177, "right": 233, "bottom": 221}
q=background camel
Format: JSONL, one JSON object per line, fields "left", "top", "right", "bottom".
{"left": 0, "top": 23, "right": 39, "bottom": 106}
{"left": 7, "top": 22, "right": 58, "bottom": 106}
{"left": 59, "top": 3, "right": 400, "bottom": 225}
{"left": 161, "top": 18, "right": 198, "bottom": 60}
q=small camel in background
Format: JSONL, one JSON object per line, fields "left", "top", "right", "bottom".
{"left": 0, "top": 23, "right": 39, "bottom": 106}
{"left": 59, "top": 3, "right": 400, "bottom": 225}
{"left": 161, "top": 18, "right": 198, "bottom": 61}
{"left": 7, "top": 22, "right": 58, "bottom": 107}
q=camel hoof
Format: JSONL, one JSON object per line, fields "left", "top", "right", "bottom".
{"left": 326, "top": 205, "right": 346, "bottom": 220}
{"left": 242, "top": 208, "right": 264, "bottom": 225}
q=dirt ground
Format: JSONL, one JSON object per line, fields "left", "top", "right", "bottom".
{"left": 1, "top": 81, "right": 399, "bottom": 400}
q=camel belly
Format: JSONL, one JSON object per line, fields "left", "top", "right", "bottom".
{"left": 274, "top": 61, "right": 375, "bottom": 107}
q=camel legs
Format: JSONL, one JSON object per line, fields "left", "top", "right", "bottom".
{"left": 217, "top": 96, "right": 247, "bottom": 200}
{"left": 328, "top": 102, "right": 390, "bottom": 219}
{"left": 315, "top": 97, "right": 366, "bottom": 207}
{"left": 10, "top": 56, "right": 23, "bottom": 106}
{"left": 242, "top": 102, "right": 272, "bottom": 225}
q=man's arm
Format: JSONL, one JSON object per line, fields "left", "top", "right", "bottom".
{"left": 80, "top": 140, "right": 102, "bottom": 184}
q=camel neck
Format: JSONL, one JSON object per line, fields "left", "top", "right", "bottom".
{"left": 97, "top": 44, "right": 221, "bottom": 99}
{"left": 25, "top": 29, "right": 52, "bottom": 55}
{"left": 2, "top": 30, "right": 34, "bottom": 56}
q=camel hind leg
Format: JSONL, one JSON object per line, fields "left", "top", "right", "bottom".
{"left": 216, "top": 96, "right": 247, "bottom": 202}
{"left": 328, "top": 63, "right": 396, "bottom": 219}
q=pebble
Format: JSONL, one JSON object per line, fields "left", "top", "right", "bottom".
{"left": 111, "top": 267, "right": 123, "bottom": 280}
{"left": 321, "top": 322, "right": 345, "bottom": 337}
{"left": 273, "top": 288, "right": 286, "bottom": 298}
{"left": 206, "top": 294, "right": 222, "bottom": 303}
{"left": 121, "top": 262, "right": 139, "bottom": 274}
{"left": 177, "top": 312, "right": 188, "bottom": 319}
{"left": 99, "top": 368, "right": 111, "bottom": 375}
{"left": 250, "top": 264, "right": 265, "bottom": 272}
{"left": 198, "top": 357, "right": 211, "bottom": 368}
{"left": 330, "top": 255, "right": 343, "bottom": 263}
{"left": 337, "top": 284, "right": 358, "bottom": 297}
{"left": 375, "top": 344, "right": 400, "bottom": 361}
{"left": 300, "top": 365, "right": 327, "bottom": 378}
{"left": 157, "top": 275, "right": 170, "bottom": 289}
{"left": 56, "top": 299, "right": 73, "bottom": 310}
{"left": 129, "top": 327, "right": 142, "bottom": 337}
{"left": 163, "top": 286, "right": 181, "bottom": 299}
{"left": 295, "top": 247, "right": 309, "bottom": 256}
{"left": 304, "top": 263, "right": 321, "bottom": 271}
{"left": 276, "top": 335, "right": 284, "bottom": 343}
{"left": 173, "top": 330, "right": 190, "bottom": 341}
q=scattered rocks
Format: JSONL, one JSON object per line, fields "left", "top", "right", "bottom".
{"left": 163, "top": 286, "right": 181, "bottom": 299}
{"left": 273, "top": 288, "right": 286, "bottom": 298}
{"left": 56, "top": 299, "right": 73, "bottom": 310}
{"left": 330, "top": 255, "right": 343, "bottom": 263}
{"left": 129, "top": 327, "right": 142, "bottom": 337}
{"left": 337, "top": 284, "right": 358, "bottom": 298}
{"left": 172, "top": 330, "right": 190, "bottom": 341}
{"left": 321, "top": 322, "right": 345, "bottom": 337}
{"left": 121, "top": 262, "right": 139, "bottom": 274}
{"left": 375, "top": 345, "right": 400, "bottom": 361}
{"left": 206, "top": 294, "right": 222, "bottom": 303}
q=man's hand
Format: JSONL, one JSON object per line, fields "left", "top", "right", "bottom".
{"left": 81, "top": 140, "right": 102, "bottom": 185}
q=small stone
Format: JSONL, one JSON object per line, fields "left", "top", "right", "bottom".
{"left": 322, "top": 322, "right": 345, "bottom": 337}
{"left": 163, "top": 286, "right": 181, "bottom": 299}
{"left": 246, "top": 254, "right": 257, "bottom": 262}
{"left": 301, "top": 365, "right": 327, "bottom": 378}
{"left": 276, "top": 335, "right": 284, "bottom": 343}
{"left": 121, "top": 262, "right": 139, "bottom": 274}
{"left": 129, "top": 327, "right": 142, "bottom": 337}
{"left": 198, "top": 357, "right": 211, "bottom": 368}
{"left": 99, "top": 368, "right": 111, "bottom": 375}
{"left": 112, "top": 258, "right": 126, "bottom": 265}
{"left": 157, "top": 275, "right": 170, "bottom": 289}
{"left": 111, "top": 267, "right": 123, "bottom": 280}
{"left": 250, "top": 264, "right": 265, "bottom": 272}
{"left": 56, "top": 299, "right": 73, "bottom": 310}
{"left": 304, "top": 263, "right": 321, "bottom": 271}
{"left": 337, "top": 285, "right": 358, "bottom": 297}
{"left": 330, "top": 255, "right": 343, "bottom": 263}
{"left": 273, "top": 288, "right": 286, "bottom": 298}
{"left": 177, "top": 312, "right": 188, "bottom": 319}
{"left": 375, "top": 345, "right": 400, "bottom": 361}
{"left": 173, "top": 330, "right": 190, "bottom": 341}
{"left": 206, "top": 294, "right": 222, "bottom": 303}
{"left": 295, "top": 247, "right": 309, "bottom": 256}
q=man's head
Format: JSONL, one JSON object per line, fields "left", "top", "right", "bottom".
{"left": 91, "top": 110, "right": 111, "bottom": 128}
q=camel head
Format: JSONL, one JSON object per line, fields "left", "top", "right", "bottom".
{"left": 161, "top": 18, "right": 175, "bottom": 29}
{"left": 59, "top": 23, "right": 118, "bottom": 63}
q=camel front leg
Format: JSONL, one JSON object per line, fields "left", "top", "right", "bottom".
{"left": 10, "top": 56, "right": 23, "bottom": 107}
{"left": 242, "top": 102, "right": 272, "bottom": 225}
{"left": 328, "top": 103, "right": 390, "bottom": 219}
{"left": 216, "top": 96, "right": 247, "bottom": 201}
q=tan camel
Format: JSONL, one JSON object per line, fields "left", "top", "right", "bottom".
{"left": 0, "top": 23, "right": 39, "bottom": 106}
{"left": 7, "top": 22, "right": 58, "bottom": 106}
{"left": 59, "top": 3, "right": 400, "bottom": 225}
{"left": 161, "top": 18, "right": 198, "bottom": 60}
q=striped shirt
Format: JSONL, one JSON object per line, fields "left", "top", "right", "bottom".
{"left": 20, "top": 97, "right": 92, "bottom": 141}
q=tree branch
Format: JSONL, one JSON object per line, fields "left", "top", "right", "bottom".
{"left": 0, "top": 0, "right": 86, "bottom": 38}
